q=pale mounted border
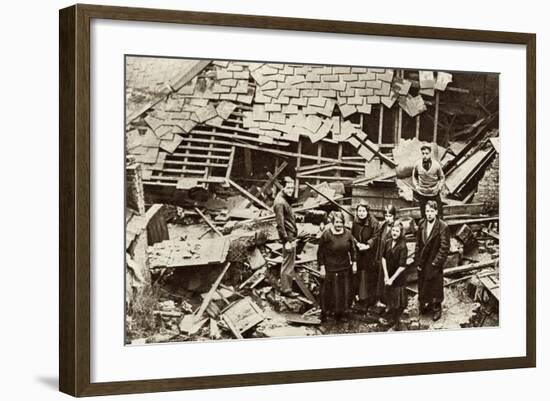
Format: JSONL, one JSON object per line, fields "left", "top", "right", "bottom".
{"left": 59, "top": 3, "right": 536, "bottom": 397}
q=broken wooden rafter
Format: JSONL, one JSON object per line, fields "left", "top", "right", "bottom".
{"left": 179, "top": 135, "right": 354, "bottom": 164}
{"left": 194, "top": 207, "right": 224, "bottom": 237}
{"left": 227, "top": 178, "right": 271, "bottom": 211}
{"left": 193, "top": 261, "right": 231, "bottom": 322}
{"left": 243, "top": 161, "right": 288, "bottom": 208}
{"left": 305, "top": 182, "right": 354, "bottom": 217}
{"left": 353, "top": 132, "right": 397, "bottom": 168}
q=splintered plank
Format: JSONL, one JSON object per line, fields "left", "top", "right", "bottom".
{"left": 194, "top": 261, "right": 231, "bottom": 322}
{"left": 293, "top": 275, "right": 317, "bottom": 305}
{"left": 195, "top": 208, "right": 223, "bottom": 237}
{"left": 227, "top": 179, "right": 271, "bottom": 211}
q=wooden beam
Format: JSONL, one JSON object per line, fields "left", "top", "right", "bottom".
{"left": 226, "top": 146, "right": 236, "bottom": 180}
{"left": 295, "top": 140, "right": 302, "bottom": 197}
{"left": 244, "top": 161, "right": 288, "bottom": 208}
{"left": 244, "top": 148, "right": 253, "bottom": 176}
{"left": 227, "top": 178, "right": 271, "bottom": 211}
{"left": 194, "top": 208, "right": 224, "bottom": 237}
{"left": 433, "top": 92, "right": 440, "bottom": 145}
{"left": 354, "top": 132, "right": 397, "bottom": 168}
{"left": 395, "top": 202, "right": 485, "bottom": 220}
{"left": 378, "top": 105, "right": 384, "bottom": 146}
{"left": 305, "top": 182, "right": 354, "bottom": 217}
{"left": 194, "top": 261, "right": 231, "bottom": 321}
{"left": 297, "top": 175, "right": 355, "bottom": 181}
{"left": 179, "top": 135, "right": 347, "bottom": 164}
{"left": 316, "top": 142, "right": 323, "bottom": 185}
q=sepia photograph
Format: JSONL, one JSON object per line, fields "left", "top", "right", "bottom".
{"left": 124, "top": 56, "right": 500, "bottom": 345}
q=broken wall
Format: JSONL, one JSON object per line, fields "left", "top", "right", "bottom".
{"left": 473, "top": 155, "right": 499, "bottom": 213}
{"left": 127, "top": 162, "right": 146, "bottom": 215}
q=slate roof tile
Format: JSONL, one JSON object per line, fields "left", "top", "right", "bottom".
{"left": 265, "top": 103, "right": 282, "bottom": 112}
{"left": 296, "top": 82, "right": 314, "bottom": 90}
{"left": 290, "top": 97, "right": 308, "bottom": 107}
{"left": 261, "top": 81, "right": 278, "bottom": 91}
{"left": 196, "top": 104, "right": 218, "bottom": 122}
{"left": 288, "top": 75, "right": 306, "bottom": 85}
{"left": 217, "top": 70, "right": 233, "bottom": 80}
{"left": 306, "top": 73, "right": 321, "bottom": 82}
{"left": 308, "top": 97, "right": 327, "bottom": 107}
{"left": 319, "top": 89, "right": 337, "bottom": 98}
{"left": 233, "top": 70, "right": 250, "bottom": 80}
{"left": 312, "top": 66, "right": 332, "bottom": 75}
{"left": 333, "top": 66, "right": 351, "bottom": 74}
{"left": 339, "top": 104, "right": 357, "bottom": 118}
{"left": 366, "top": 80, "right": 382, "bottom": 89}
{"left": 367, "top": 95, "right": 381, "bottom": 104}
{"left": 282, "top": 104, "right": 299, "bottom": 114}
{"left": 212, "top": 84, "right": 231, "bottom": 93}
{"left": 233, "top": 80, "right": 251, "bottom": 94}
{"left": 220, "top": 93, "right": 238, "bottom": 101}
{"left": 341, "top": 74, "right": 359, "bottom": 82}
{"left": 377, "top": 70, "right": 394, "bottom": 82}
{"left": 357, "top": 104, "right": 373, "bottom": 114}
{"left": 273, "top": 96, "right": 291, "bottom": 105}
{"left": 312, "top": 82, "right": 330, "bottom": 90}
{"left": 281, "top": 88, "right": 301, "bottom": 97}
{"left": 347, "top": 96, "right": 365, "bottom": 105}
{"left": 321, "top": 74, "right": 339, "bottom": 82}
{"left": 348, "top": 80, "right": 367, "bottom": 89}
{"left": 301, "top": 89, "right": 319, "bottom": 97}
{"left": 263, "top": 88, "right": 282, "bottom": 98}
{"left": 216, "top": 101, "right": 237, "bottom": 120}
{"left": 270, "top": 113, "right": 286, "bottom": 124}
{"left": 227, "top": 64, "right": 244, "bottom": 72}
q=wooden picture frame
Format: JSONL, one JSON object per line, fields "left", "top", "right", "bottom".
{"left": 59, "top": 3, "right": 536, "bottom": 397}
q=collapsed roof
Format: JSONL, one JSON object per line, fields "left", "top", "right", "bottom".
{"left": 125, "top": 57, "right": 457, "bottom": 190}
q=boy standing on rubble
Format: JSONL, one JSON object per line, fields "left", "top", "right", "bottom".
{"left": 274, "top": 176, "right": 300, "bottom": 298}
{"left": 414, "top": 201, "right": 450, "bottom": 321}
{"left": 412, "top": 144, "right": 445, "bottom": 218}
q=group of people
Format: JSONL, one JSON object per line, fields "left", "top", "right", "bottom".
{"left": 273, "top": 144, "right": 449, "bottom": 326}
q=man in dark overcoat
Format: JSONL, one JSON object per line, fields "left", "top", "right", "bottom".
{"left": 414, "top": 200, "right": 450, "bottom": 321}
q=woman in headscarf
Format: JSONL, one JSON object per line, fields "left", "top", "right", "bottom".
{"left": 350, "top": 202, "right": 380, "bottom": 309}
{"left": 317, "top": 211, "right": 357, "bottom": 322}
{"left": 379, "top": 220, "right": 408, "bottom": 326}
{"left": 375, "top": 204, "right": 398, "bottom": 306}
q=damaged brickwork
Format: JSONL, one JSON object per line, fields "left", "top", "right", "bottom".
{"left": 473, "top": 156, "right": 499, "bottom": 213}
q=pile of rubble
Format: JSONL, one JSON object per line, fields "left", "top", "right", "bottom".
{"left": 126, "top": 176, "right": 500, "bottom": 343}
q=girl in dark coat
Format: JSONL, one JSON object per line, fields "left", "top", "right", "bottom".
{"left": 374, "top": 205, "right": 397, "bottom": 306}
{"left": 379, "top": 221, "right": 408, "bottom": 325}
{"left": 318, "top": 211, "right": 357, "bottom": 321}
{"left": 350, "top": 202, "right": 380, "bottom": 308}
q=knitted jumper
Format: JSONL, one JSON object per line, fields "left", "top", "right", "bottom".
{"left": 413, "top": 158, "right": 444, "bottom": 196}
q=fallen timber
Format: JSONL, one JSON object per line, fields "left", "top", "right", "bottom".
{"left": 406, "top": 258, "right": 498, "bottom": 284}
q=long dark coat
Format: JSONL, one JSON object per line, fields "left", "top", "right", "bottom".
{"left": 351, "top": 215, "right": 380, "bottom": 303}
{"left": 374, "top": 221, "right": 394, "bottom": 298}
{"left": 414, "top": 218, "right": 450, "bottom": 304}
{"left": 351, "top": 215, "right": 379, "bottom": 268}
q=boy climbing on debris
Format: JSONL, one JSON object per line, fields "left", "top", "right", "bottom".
{"left": 412, "top": 144, "right": 445, "bottom": 218}
{"left": 273, "top": 176, "right": 300, "bottom": 298}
